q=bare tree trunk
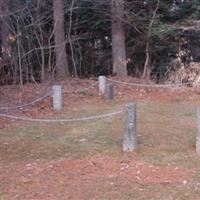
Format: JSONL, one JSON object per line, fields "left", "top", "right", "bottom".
{"left": 53, "top": 0, "right": 70, "bottom": 78}
{"left": 142, "top": 0, "right": 160, "bottom": 79}
{"left": 0, "top": 1, "right": 11, "bottom": 70}
{"left": 37, "top": 0, "right": 46, "bottom": 82}
{"left": 17, "top": 21, "right": 23, "bottom": 87}
{"left": 48, "top": 18, "right": 56, "bottom": 81}
{"left": 142, "top": 40, "right": 151, "bottom": 79}
{"left": 68, "top": 0, "right": 77, "bottom": 77}
{"left": 111, "top": 0, "right": 127, "bottom": 76}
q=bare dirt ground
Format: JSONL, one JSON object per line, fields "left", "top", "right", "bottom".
{"left": 1, "top": 77, "right": 200, "bottom": 200}
{"left": 0, "top": 155, "right": 193, "bottom": 200}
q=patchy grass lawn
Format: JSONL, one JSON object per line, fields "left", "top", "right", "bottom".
{"left": 1, "top": 97, "right": 200, "bottom": 200}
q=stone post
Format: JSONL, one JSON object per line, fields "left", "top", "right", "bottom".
{"left": 99, "top": 76, "right": 106, "bottom": 94}
{"left": 106, "top": 84, "right": 114, "bottom": 101}
{"left": 197, "top": 106, "right": 200, "bottom": 153}
{"left": 123, "top": 103, "right": 137, "bottom": 151}
{"left": 53, "top": 85, "right": 62, "bottom": 111}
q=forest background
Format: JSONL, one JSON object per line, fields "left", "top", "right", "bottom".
{"left": 0, "top": 0, "right": 200, "bottom": 85}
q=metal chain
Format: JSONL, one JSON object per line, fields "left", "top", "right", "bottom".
{"left": 0, "top": 91, "right": 52, "bottom": 111}
{"left": 107, "top": 78, "right": 195, "bottom": 88}
{"left": 0, "top": 81, "right": 98, "bottom": 111}
{"left": 0, "top": 109, "right": 123, "bottom": 123}
{"left": 62, "top": 81, "right": 98, "bottom": 94}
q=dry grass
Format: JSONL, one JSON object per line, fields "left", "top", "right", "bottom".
{"left": 1, "top": 97, "right": 200, "bottom": 199}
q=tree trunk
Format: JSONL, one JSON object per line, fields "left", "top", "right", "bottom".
{"left": 111, "top": 0, "right": 127, "bottom": 76}
{"left": 37, "top": 2, "right": 45, "bottom": 82}
{"left": 0, "top": 1, "right": 11, "bottom": 69}
{"left": 53, "top": 0, "right": 70, "bottom": 78}
{"left": 16, "top": 21, "right": 23, "bottom": 86}
{"left": 142, "top": 39, "right": 151, "bottom": 79}
{"left": 142, "top": 0, "right": 160, "bottom": 79}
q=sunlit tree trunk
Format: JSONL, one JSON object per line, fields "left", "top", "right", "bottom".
{"left": 111, "top": 0, "right": 127, "bottom": 76}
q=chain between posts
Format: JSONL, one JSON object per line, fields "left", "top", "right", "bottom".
{"left": 62, "top": 81, "right": 98, "bottom": 94}
{"left": 0, "top": 109, "right": 123, "bottom": 123}
{"left": 106, "top": 78, "right": 195, "bottom": 88}
{"left": 0, "top": 91, "right": 52, "bottom": 111}
{"left": 0, "top": 81, "right": 99, "bottom": 111}
{"left": 1, "top": 77, "right": 195, "bottom": 111}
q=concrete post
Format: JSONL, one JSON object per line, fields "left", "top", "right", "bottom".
{"left": 123, "top": 103, "right": 137, "bottom": 151}
{"left": 106, "top": 84, "right": 114, "bottom": 101}
{"left": 99, "top": 76, "right": 106, "bottom": 94}
{"left": 53, "top": 85, "right": 62, "bottom": 111}
{"left": 196, "top": 106, "right": 200, "bottom": 153}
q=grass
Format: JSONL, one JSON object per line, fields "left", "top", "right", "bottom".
{"left": 1, "top": 98, "right": 200, "bottom": 199}
{"left": 0, "top": 102, "right": 123, "bottom": 162}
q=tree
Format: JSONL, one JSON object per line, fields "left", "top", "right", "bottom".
{"left": 111, "top": 0, "right": 127, "bottom": 76}
{"left": 1, "top": 0, "right": 200, "bottom": 85}
{"left": 0, "top": 0, "right": 12, "bottom": 70}
{"left": 53, "top": 0, "right": 70, "bottom": 78}
{"left": 142, "top": 0, "right": 160, "bottom": 79}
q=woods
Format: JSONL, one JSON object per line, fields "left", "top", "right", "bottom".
{"left": 0, "top": 0, "right": 200, "bottom": 85}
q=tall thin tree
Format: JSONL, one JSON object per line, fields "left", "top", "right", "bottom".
{"left": 142, "top": 0, "right": 160, "bottom": 79}
{"left": 0, "top": 0, "right": 11, "bottom": 69}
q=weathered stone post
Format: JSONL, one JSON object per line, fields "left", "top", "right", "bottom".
{"left": 52, "top": 85, "right": 62, "bottom": 111}
{"left": 106, "top": 84, "right": 114, "bottom": 101}
{"left": 123, "top": 103, "right": 137, "bottom": 151}
{"left": 99, "top": 76, "right": 106, "bottom": 94}
{"left": 196, "top": 106, "right": 200, "bottom": 153}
